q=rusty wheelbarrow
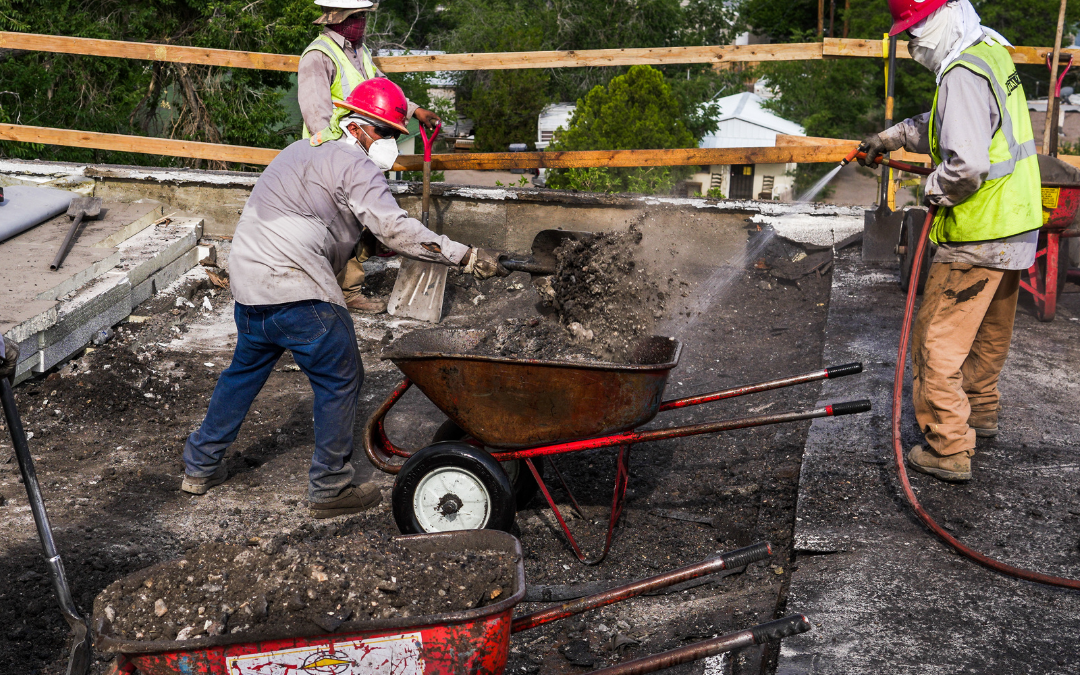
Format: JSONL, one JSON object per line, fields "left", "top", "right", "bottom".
{"left": 96, "top": 531, "right": 809, "bottom": 675}
{"left": 366, "top": 329, "right": 870, "bottom": 564}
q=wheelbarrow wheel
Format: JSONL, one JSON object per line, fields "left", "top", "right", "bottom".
{"left": 432, "top": 420, "right": 546, "bottom": 509}
{"left": 392, "top": 442, "right": 516, "bottom": 535}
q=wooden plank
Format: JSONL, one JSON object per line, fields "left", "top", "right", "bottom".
{"left": 777, "top": 134, "right": 854, "bottom": 147}
{"left": 0, "top": 123, "right": 870, "bottom": 169}
{"left": 823, "top": 37, "right": 1080, "bottom": 65}
{"left": 0, "top": 31, "right": 824, "bottom": 72}
{"left": 0, "top": 123, "right": 281, "bottom": 165}
{"left": 399, "top": 145, "right": 852, "bottom": 170}
{"left": 376, "top": 43, "right": 824, "bottom": 71}
{"left": 0, "top": 31, "right": 299, "bottom": 71}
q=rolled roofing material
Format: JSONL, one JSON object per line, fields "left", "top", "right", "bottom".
{"left": 0, "top": 185, "right": 75, "bottom": 243}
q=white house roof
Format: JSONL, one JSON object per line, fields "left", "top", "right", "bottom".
{"left": 699, "top": 92, "right": 804, "bottom": 149}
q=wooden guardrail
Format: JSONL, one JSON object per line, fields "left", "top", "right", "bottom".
{"left": 1, "top": 31, "right": 1075, "bottom": 167}
{"left": 2, "top": 32, "right": 1076, "bottom": 72}
{"left": 0, "top": 123, "right": 866, "bottom": 169}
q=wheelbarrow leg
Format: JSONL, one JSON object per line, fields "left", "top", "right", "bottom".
{"left": 1043, "top": 231, "right": 1060, "bottom": 322}
{"left": 526, "top": 446, "right": 631, "bottom": 566}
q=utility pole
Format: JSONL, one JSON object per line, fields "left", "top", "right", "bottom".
{"left": 843, "top": 0, "right": 850, "bottom": 38}
{"left": 1043, "top": 0, "right": 1068, "bottom": 152}
{"left": 818, "top": 0, "right": 824, "bottom": 37}
{"left": 829, "top": 0, "right": 836, "bottom": 37}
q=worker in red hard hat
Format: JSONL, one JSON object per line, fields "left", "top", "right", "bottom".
{"left": 299, "top": 0, "right": 443, "bottom": 314}
{"left": 181, "top": 78, "right": 507, "bottom": 518}
{"left": 860, "top": 0, "right": 1041, "bottom": 482}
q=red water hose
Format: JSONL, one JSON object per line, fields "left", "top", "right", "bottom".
{"left": 893, "top": 207, "right": 1080, "bottom": 590}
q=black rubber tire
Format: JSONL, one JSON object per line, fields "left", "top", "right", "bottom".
{"left": 392, "top": 442, "right": 516, "bottom": 534}
{"left": 899, "top": 208, "right": 932, "bottom": 295}
{"left": 432, "top": 420, "right": 546, "bottom": 509}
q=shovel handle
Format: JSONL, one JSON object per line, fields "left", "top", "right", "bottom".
{"left": 0, "top": 379, "right": 88, "bottom": 633}
{"left": 500, "top": 256, "right": 556, "bottom": 275}
{"left": 51, "top": 211, "right": 85, "bottom": 271}
{"left": 419, "top": 122, "right": 441, "bottom": 162}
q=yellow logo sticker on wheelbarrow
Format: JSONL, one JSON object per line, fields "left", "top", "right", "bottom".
{"left": 225, "top": 632, "right": 424, "bottom": 674}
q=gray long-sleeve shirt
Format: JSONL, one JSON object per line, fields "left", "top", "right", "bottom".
{"left": 298, "top": 29, "right": 419, "bottom": 135}
{"left": 880, "top": 66, "right": 1037, "bottom": 270}
{"left": 229, "top": 139, "right": 469, "bottom": 308}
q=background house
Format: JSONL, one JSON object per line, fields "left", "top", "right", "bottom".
{"left": 687, "top": 91, "right": 804, "bottom": 200}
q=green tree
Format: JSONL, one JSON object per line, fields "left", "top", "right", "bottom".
{"left": 0, "top": 0, "right": 320, "bottom": 167}
{"left": 546, "top": 65, "right": 696, "bottom": 194}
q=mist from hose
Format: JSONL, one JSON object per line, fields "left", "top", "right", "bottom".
{"left": 796, "top": 164, "right": 844, "bottom": 203}
{"left": 658, "top": 227, "right": 776, "bottom": 337}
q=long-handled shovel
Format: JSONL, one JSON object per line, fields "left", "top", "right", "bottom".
{"left": 387, "top": 122, "right": 449, "bottom": 323}
{"left": 0, "top": 378, "right": 91, "bottom": 675}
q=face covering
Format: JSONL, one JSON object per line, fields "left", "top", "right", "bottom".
{"left": 329, "top": 13, "right": 366, "bottom": 44}
{"left": 907, "top": 0, "right": 1012, "bottom": 83}
{"left": 361, "top": 127, "right": 400, "bottom": 171}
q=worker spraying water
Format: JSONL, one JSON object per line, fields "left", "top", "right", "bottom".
{"left": 867, "top": 0, "right": 1042, "bottom": 482}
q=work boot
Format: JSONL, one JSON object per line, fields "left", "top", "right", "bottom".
{"left": 310, "top": 483, "right": 383, "bottom": 519}
{"left": 181, "top": 464, "right": 229, "bottom": 495}
{"left": 907, "top": 445, "right": 972, "bottom": 483}
{"left": 345, "top": 295, "right": 387, "bottom": 314}
{"left": 968, "top": 412, "right": 998, "bottom": 438}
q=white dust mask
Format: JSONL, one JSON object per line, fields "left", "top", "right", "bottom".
{"left": 364, "top": 136, "right": 400, "bottom": 171}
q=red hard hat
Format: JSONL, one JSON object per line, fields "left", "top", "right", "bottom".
{"left": 887, "top": 0, "right": 948, "bottom": 36}
{"left": 335, "top": 78, "right": 409, "bottom": 134}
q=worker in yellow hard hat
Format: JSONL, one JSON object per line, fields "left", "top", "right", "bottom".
{"left": 861, "top": 0, "right": 1041, "bottom": 482}
{"left": 298, "top": 0, "right": 442, "bottom": 314}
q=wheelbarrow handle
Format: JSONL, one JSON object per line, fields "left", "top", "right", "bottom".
{"left": 511, "top": 542, "right": 772, "bottom": 633}
{"left": 582, "top": 614, "right": 812, "bottom": 675}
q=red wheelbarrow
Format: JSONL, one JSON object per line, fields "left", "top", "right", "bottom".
{"left": 96, "top": 531, "right": 810, "bottom": 675}
{"left": 365, "top": 329, "right": 869, "bottom": 564}
{"left": 1020, "top": 182, "right": 1080, "bottom": 321}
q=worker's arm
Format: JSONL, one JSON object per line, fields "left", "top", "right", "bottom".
{"left": 298, "top": 51, "right": 338, "bottom": 135}
{"left": 344, "top": 159, "right": 470, "bottom": 265}
{"left": 878, "top": 112, "right": 931, "bottom": 155}
{"left": 922, "top": 68, "right": 997, "bottom": 207}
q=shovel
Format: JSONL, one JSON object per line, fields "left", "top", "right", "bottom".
{"left": 51, "top": 197, "right": 102, "bottom": 271}
{"left": 499, "top": 229, "right": 596, "bottom": 275}
{"left": 387, "top": 123, "right": 448, "bottom": 323}
{"left": 0, "top": 379, "right": 91, "bottom": 675}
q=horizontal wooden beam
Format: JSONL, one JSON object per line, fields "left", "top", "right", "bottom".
{"left": 0, "top": 31, "right": 826, "bottom": 72}
{"left": 400, "top": 146, "right": 851, "bottom": 170}
{"left": 0, "top": 123, "right": 861, "bottom": 169}
{"left": 0, "top": 123, "right": 281, "bottom": 165}
{"left": 823, "top": 37, "right": 1080, "bottom": 65}
{"left": 0, "top": 31, "right": 299, "bottom": 71}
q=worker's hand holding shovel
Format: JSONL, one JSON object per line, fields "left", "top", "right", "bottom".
{"left": 414, "top": 108, "right": 443, "bottom": 132}
{"left": 857, "top": 134, "right": 887, "bottom": 168}
{"left": 462, "top": 247, "right": 510, "bottom": 280}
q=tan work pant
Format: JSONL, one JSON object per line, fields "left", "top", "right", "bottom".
{"left": 910, "top": 262, "right": 1020, "bottom": 456}
{"left": 335, "top": 235, "right": 376, "bottom": 303}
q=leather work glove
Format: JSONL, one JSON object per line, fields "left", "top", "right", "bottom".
{"left": 857, "top": 133, "right": 887, "bottom": 168}
{"left": 462, "top": 248, "right": 510, "bottom": 280}
{"left": 0, "top": 337, "right": 19, "bottom": 384}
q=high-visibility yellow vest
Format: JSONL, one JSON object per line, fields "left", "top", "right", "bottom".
{"left": 928, "top": 41, "right": 1042, "bottom": 244}
{"left": 300, "top": 33, "right": 378, "bottom": 138}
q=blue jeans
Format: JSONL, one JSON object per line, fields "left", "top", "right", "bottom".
{"left": 183, "top": 300, "right": 362, "bottom": 502}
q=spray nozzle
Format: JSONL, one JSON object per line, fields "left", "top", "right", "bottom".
{"left": 840, "top": 146, "right": 861, "bottom": 167}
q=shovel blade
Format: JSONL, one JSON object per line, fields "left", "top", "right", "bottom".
{"left": 66, "top": 197, "right": 101, "bottom": 219}
{"left": 861, "top": 205, "right": 904, "bottom": 262}
{"left": 529, "top": 229, "right": 595, "bottom": 270}
{"left": 386, "top": 259, "right": 449, "bottom": 323}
